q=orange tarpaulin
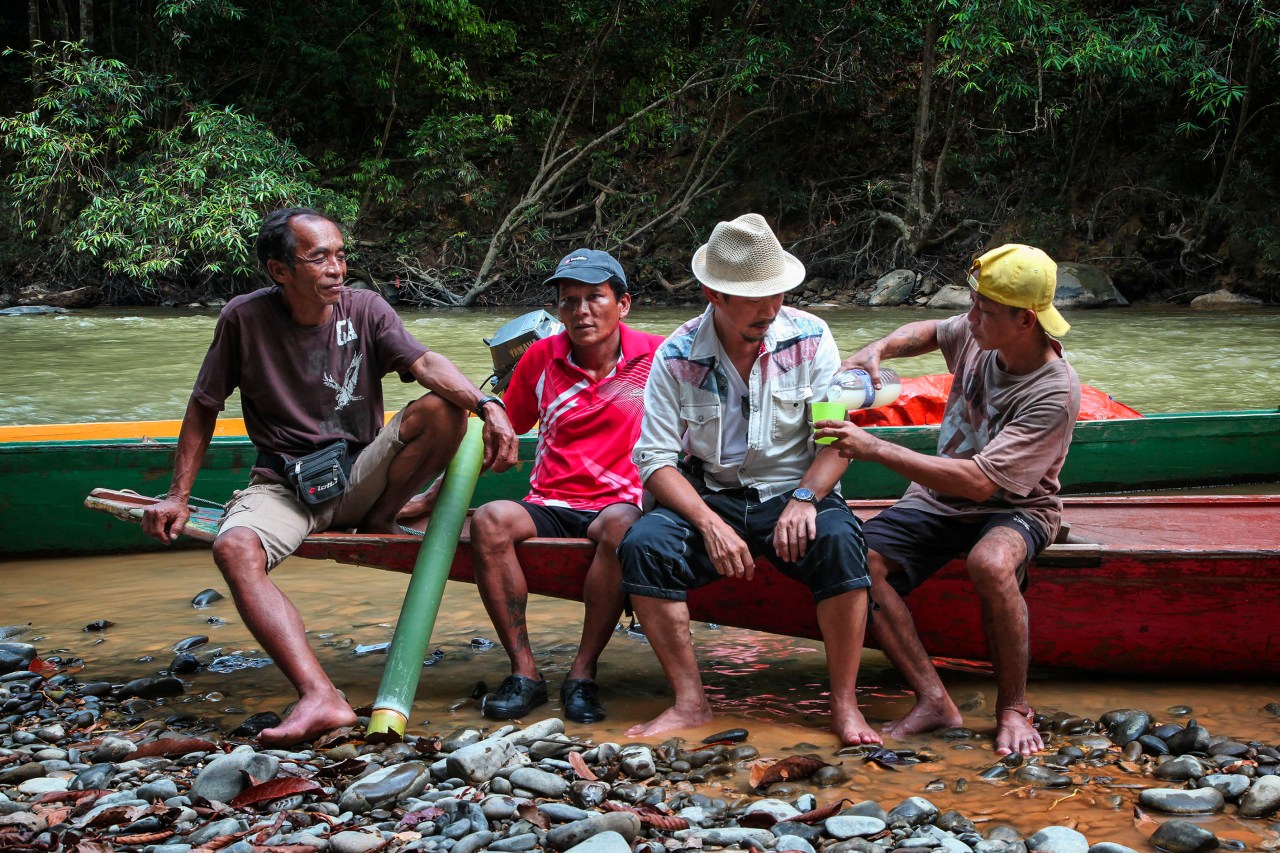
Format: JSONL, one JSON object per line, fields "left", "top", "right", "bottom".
{"left": 847, "top": 374, "right": 1142, "bottom": 428}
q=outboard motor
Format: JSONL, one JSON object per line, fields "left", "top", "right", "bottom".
{"left": 484, "top": 310, "right": 563, "bottom": 392}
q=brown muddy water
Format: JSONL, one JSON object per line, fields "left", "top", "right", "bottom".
{"left": 8, "top": 549, "right": 1280, "bottom": 848}
{"left": 3, "top": 304, "right": 1280, "bottom": 845}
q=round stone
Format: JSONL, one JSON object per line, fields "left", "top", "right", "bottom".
{"left": 1139, "top": 787, "right": 1224, "bottom": 815}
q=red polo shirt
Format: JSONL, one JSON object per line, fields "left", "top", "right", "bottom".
{"left": 504, "top": 323, "right": 664, "bottom": 510}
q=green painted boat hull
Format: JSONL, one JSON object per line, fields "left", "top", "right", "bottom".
{"left": 4, "top": 409, "right": 1279, "bottom": 557}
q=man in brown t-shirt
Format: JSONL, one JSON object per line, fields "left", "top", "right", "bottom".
{"left": 816, "top": 244, "right": 1081, "bottom": 757}
{"left": 142, "top": 207, "right": 518, "bottom": 746}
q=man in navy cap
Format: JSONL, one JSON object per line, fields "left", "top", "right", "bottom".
{"left": 468, "top": 249, "right": 664, "bottom": 722}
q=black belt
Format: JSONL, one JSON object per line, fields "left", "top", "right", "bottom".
{"left": 254, "top": 441, "right": 364, "bottom": 475}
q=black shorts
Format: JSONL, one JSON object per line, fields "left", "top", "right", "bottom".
{"left": 862, "top": 505, "right": 1048, "bottom": 596}
{"left": 520, "top": 501, "right": 597, "bottom": 539}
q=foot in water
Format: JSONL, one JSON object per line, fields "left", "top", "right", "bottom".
{"left": 831, "top": 705, "right": 884, "bottom": 746}
{"left": 624, "top": 702, "right": 713, "bottom": 740}
{"left": 257, "top": 689, "right": 356, "bottom": 747}
{"left": 881, "top": 697, "right": 964, "bottom": 740}
{"left": 995, "top": 705, "right": 1043, "bottom": 756}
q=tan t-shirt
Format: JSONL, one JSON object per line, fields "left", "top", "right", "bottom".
{"left": 896, "top": 315, "right": 1081, "bottom": 540}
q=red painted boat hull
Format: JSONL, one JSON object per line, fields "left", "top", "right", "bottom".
{"left": 83, "top": 489, "right": 1280, "bottom": 679}
{"left": 291, "top": 495, "right": 1280, "bottom": 680}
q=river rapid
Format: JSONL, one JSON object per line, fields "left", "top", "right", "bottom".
{"left": 3, "top": 303, "right": 1280, "bottom": 847}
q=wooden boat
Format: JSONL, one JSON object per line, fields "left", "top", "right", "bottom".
{"left": 5, "top": 406, "right": 1280, "bottom": 557}
{"left": 85, "top": 488, "right": 1280, "bottom": 679}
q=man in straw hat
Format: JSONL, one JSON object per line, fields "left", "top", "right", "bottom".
{"left": 816, "top": 244, "right": 1081, "bottom": 756}
{"left": 617, "top": 213, "right": 881, "bottom": 745}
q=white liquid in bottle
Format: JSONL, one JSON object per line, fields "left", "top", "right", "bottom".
{"left": 826, "top": 368, "right": 902, "bottom": 410}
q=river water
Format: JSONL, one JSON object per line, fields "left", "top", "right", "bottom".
{"left": 4, "top": 303, "right": 1280, "bottom": 846}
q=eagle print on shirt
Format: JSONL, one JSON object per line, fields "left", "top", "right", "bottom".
{"left": 324, "top": 352, "right": 364, "bottom": 412}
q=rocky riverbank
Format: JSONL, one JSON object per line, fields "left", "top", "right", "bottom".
{"left": 3, "top": 633, "right": 1280, "bottom": 853}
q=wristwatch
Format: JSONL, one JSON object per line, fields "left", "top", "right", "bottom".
{"left": 475, "top": 395, "right": 506, "bottom": 421}
{"left": 790, "top": 487, "right": 819, "bottom": 505}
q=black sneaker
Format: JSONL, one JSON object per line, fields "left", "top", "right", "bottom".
{"left": 480, "top": 674, "right": 548, "bottom": 720}
{"left": 560, "top": 678, "right": 606, "bottom": 723}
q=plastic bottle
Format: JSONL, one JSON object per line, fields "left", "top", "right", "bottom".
{"left": 826, "top": 368, "right": 902, "bottom": 410}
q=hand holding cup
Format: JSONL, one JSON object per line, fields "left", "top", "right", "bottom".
{"left": 811, "top": 401, "right": 848, "bottom": 445}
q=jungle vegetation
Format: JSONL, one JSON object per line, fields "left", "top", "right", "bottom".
{"left": 2, "top": 1, "right": 1278, "bottom": 306}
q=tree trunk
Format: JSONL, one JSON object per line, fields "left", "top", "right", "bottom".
{"left": 79, "top": 0, "right": 93, "bottom": 46}
{"left": 906, "top": 15, "right": 939, "bottom": 256}
{"left": 28, "top": 0, "right": 42, "bottom": 98}
{"left": 1209, "top": 31, "right": 1259, "bottom": 206}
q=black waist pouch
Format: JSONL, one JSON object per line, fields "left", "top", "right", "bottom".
{"left": 285, "top": 441, "right": 352, "bottom": 505}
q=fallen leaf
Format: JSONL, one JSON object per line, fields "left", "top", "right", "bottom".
{"left": 71, "top": 841, "right": 113, "bottom": 853}
{"left": 27, "top": 657, "right": 57, "bottom": 676}
{"left": 569, "top": 751, "right": 598, "bottom": 781}
{"left": 1132, "top": 805, "right": 1158, "bottom": 839}
{"left": 0, "top": 814, "right": 44, "bottom": 832}
{"left": 791, "top": 799, "right": 851, "bottom": 824}
{"left": 78, "top": 804, "right": 147, "bottom": 828}
{"left": 253, "top": 812, "right": 288, "bottom": 844}
{"left": 229, "top": 777, "right": 322, "bottom": 810}
{"left": 601, "top": 802, "right": 690, "bottom": 831}
{"left": 397, "top": 807, "right": 445, "bottom": 830}
{"left": 749, "top": 754, "right": 829, "bottom": 789}
{"left": 28, "top": 806, "right": 70, "bottom": 827}
{"left": 193, "top": 829, "right": 252, "bottom": 853}
{"left": 863, "top": 747, "right": 913, "bottom": 770}
{"left": 131, "top": 738, "right": 218, "bottom": 759}
{"left": 316, "top": 757, "right": 369, "bottom": 779}
{"left": 517, "top": 803, "right": 550, "bottom": 831}
{"left": 738, "top": 811, "right": 777, "bottom": 829}
{"left": 312, "top": 727, "right": 355, "bottom": 749}
{"left": 110, "top": 831, "right": 174, "bottom": 845}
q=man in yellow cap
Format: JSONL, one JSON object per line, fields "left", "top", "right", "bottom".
{"left": 817, "top": 244, "right": 1080, "bottom": 757}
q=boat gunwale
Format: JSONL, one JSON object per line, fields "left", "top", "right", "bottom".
{"left": 6, "top": 407, "right": 1280, "bottom": 446}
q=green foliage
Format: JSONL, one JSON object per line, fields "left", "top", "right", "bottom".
{"left": 0, "top": 43, "right": 154, "bottom": 239}
{"left": 77, "top": 104, "right": 355, "bottom": 279}
{"left": 6, "top": 0, "right": 1280, "bottom": 300}
{"left": 155, "top": 0, "right": 245, "bottom": 47}
{"left": 0, "top": 42, "right": 350, "bottom": 286}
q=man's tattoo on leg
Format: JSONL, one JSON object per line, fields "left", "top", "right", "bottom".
{"left": 506, "top": 598, "right": 529, "bottom": 653}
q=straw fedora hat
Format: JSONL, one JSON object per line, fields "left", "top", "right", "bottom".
{"left": 692, "top": 213, "right": 805, "bottom": 297}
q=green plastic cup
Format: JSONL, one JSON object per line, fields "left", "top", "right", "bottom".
{"left": 812, "top": 401, "right": 847, "bottom": 445}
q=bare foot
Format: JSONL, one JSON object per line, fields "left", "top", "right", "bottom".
{"left": 882, "top": 697, "right": 964, "bottom": 739}
{"left": 395, "top": 483, "right": 441, "bottom": 531}
{"left": 257, "top": 690, "right": 356, "bottom": 747}
{"left": 995, "top": 705, "right": 1043, "bottom": 756}
{"left": 624, "top": 703, "right": 713, "bottom": 739}
{"left": 831, "top": 705, "right": 883, "bottom": 746}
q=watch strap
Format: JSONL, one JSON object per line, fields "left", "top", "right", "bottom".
{"left": 475, "top": 395, "right": 505, "bottom": 421}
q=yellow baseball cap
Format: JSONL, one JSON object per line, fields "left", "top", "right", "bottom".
{"left": 967, "top": 244, "right": 1070, "bottom": 337}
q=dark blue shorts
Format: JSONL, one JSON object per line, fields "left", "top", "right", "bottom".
{"left": 520, "top": 500, "right": 596, "bottom": 539}
{"left": 618, "top": 488, "right": 870, "bottom": 603}
{"left": 861, "top": 505, "right": 1048, "bottom": 596}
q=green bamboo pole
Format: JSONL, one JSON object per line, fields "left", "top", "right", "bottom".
{"left": 367, "top": 417, "right": 485, "bottom": 736}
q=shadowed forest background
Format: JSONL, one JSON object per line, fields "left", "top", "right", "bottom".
{"left": 2, "top": 0, "right": 1278, "bottom": 307}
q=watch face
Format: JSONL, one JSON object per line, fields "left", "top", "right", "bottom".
{"left": 793, "top": 488, "right": 816, "bottom": 503}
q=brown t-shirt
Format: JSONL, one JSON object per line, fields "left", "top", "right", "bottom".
{"left": 896, "top": 314, "right": 1081, "bottom": 540}
{"left": 193, "top": 287, "right": 429, "bottom": 469}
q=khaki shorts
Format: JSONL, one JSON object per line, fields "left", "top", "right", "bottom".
{"left": 219, "top": 408, "right": 408, "bottom": 569}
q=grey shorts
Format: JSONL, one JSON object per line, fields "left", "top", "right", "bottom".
{"left": 218, "top": 408, "right": 408, "bottom": 569}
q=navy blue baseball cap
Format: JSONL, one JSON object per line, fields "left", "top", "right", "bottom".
{"left": 544, "top": 248, "right": 628, "bottom": 292}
